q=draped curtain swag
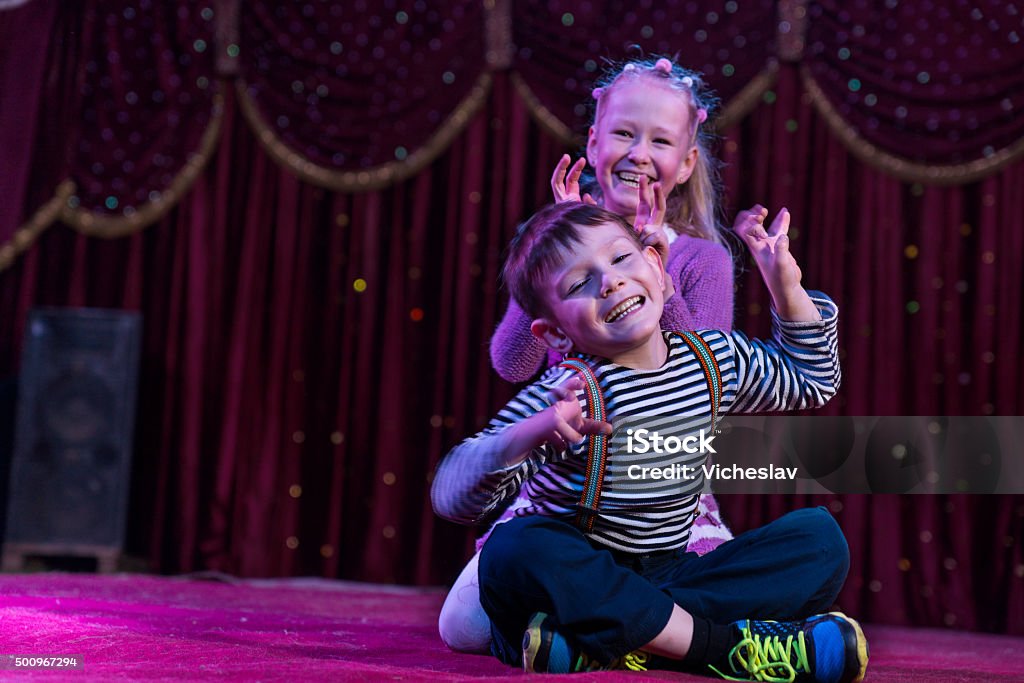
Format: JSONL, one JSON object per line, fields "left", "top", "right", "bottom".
{"left": 5, "top": 0, "right": 1024, "bottom": 263}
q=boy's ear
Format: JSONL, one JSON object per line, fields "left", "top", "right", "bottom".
{"left": 586, "top": 126, "right": 598, "bottom": 167}
{"left": 676, "top": 145, "right": 699, "bottom": 185}
{"left": 642, "top": 245, "right": 666, "bottom": 291}
{"left": 531, "top": 318, "right": 574, "bottom": 354}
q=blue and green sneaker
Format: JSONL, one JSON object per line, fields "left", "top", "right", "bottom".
{"left": 712, "top": 612, "right": 868, "bottom": 683}
{"left": 521, "top": 612, "right": 650, "bottom": 673}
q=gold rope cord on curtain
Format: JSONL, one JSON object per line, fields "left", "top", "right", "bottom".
{"left": 233, "top": 74, "right": 493, "bottom": 193}
{"left": 0, "top": 179, "right": 75, "bottom": 272}
{"left": 801, "top": 66, "right": 1024, "bottom": 186}
{"left": 62, "top": 94, "right": 225, "bottom": 238}
{"left": 1, "top": 67, "right": 493, "bottom": 271}
{"left": 510, "top": 62, "right": 781, "bottom": 148}
{"left": 0, "top": 94, "right": 224, "bottom": 273}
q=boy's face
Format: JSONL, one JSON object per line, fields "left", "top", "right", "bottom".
{"left": 530, "top": 221, "right": 666, "bottom": 363}
{"left": 587, "top": 78, "right": 698, "bottom": 222}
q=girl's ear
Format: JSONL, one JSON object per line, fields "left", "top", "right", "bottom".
{"left": 676, "top": 146, "right": 699, "bottom": 185}
{"left": 586, "top": 126, "right": 598, "bottom": 167}
{"left": 531, "top": 319, "right": 574, "bottom": 354}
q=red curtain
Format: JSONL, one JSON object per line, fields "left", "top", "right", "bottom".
{"left": 1, "top": 1, "right": 1022, "bottom": 636}
{"left": 0, "top": 73, "right": 562, "bottom": 583}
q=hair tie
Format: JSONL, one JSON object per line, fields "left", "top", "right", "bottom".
{"left": 623, "top": 63, "right": 637, "bottom": 72}
{"left": 681, "top": 76, "right": 693, "bottom": 88}
{"left": 591, "top": 87, "right": 604, "bottom": 100}
{"left": 654, "top": 58, "right": 673, "bottom": 74}
{"left": 696, "top": 108, "right": 708, "bottom": 124}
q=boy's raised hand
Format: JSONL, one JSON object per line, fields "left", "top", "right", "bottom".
{"left": 531, "top": 376, "right": 612, "bottom": 451}
{"left": 735, "top": 205, "right": 820, "bottom": 322}
{"left": 735, "top": 204, "right": 794, "bottom": 271}
{"left": 551, "top": 155, "right": 596, "bottom": 205}
{"left": 496, "top": 376, "right": 612, "bottom": 469}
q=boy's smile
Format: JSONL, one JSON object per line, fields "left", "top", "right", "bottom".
{"left": 530, "top": 221, "right": 669, "bottom": 369}
{"left": 604, "top": 295, "right": 644, "bottom": 323}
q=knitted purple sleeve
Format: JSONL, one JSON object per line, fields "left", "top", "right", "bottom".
{"left": 659, "top": 235, "right": 735, "bottom": 333}
{"left": 489, "top": 297, "right": 548, "bottom": 383}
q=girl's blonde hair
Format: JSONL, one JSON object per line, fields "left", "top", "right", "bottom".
{"left": 585, "top": 56, "right": 725, "bottom": 246}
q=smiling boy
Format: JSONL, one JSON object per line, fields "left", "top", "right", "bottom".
{"left": 432, "top": 202, "right": 868, "bottom": 682}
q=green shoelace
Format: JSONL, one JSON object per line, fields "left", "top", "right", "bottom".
{"left": 709, "top": 625, "right": 809, "bottom": 683}
{"left": 618, "top": 651, "right": 650, "bottom": 671}
{"left": 572, "top": 650, "right": 649, "bottom": 672}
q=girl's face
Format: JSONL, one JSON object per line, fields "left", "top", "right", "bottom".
{"left": 586, "top": 78, "right": 699, "bottom": 222}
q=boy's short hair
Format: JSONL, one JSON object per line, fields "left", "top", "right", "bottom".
{"left": 503, "top": 202, "right": 643, "bottom": 318}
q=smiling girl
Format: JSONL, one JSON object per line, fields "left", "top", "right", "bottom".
{"left": 493, "top": 57, "right": 734, "bottom": 386}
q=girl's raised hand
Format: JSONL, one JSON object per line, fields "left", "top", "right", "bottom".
{"left": 635, "top": 176, "right": 674, "bottom": 299}
{"left": 635, "top": 175, "right": 667, "bottom": 234}
{"left": 550, "top": 155, "right": 595, "bottom": 205}
{"left": 634, "top": 176, "right": 669, "bottom": 259}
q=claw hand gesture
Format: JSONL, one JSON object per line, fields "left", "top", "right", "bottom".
{"left": 635, "top": 176, "right": 673, "bottom": 300}
{"left": 551, "top": 155, "right": 596, "bottom": 205}
{"left": 531, "top": 376, "right": 612, "bottom": 452}
{"left": 734, "top": 204, "right": 818, "bottom": 321}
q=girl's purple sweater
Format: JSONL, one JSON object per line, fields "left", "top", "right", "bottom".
{"left": 490, "top": 233, "right": 735, "bottom": 382}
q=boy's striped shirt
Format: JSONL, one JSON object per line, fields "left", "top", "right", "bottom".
{"left": 432, "top": 295, "right": 840, "bottom": 554}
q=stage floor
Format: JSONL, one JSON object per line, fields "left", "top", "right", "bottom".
{"left": 0, "top": 573, "right": 1020, "bottom": 681}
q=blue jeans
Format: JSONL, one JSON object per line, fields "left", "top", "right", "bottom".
{"left": 478, "top": 507, "right": 850, "bottom": 666}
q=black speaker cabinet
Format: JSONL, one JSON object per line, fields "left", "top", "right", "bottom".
{"left": 2, "top": 308, "right": 141, "bottom": 572}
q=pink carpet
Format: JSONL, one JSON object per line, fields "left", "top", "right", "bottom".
{"left": 0, "top": 573, "right": 1020, "bottom": 681}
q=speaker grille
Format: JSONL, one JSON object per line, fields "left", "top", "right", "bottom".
{"left": 4, "top": 309, "right": 141, "bottom": 549}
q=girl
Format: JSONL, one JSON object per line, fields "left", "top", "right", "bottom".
{"left": 440, "top": 57, "right": 736, "bottom": 653}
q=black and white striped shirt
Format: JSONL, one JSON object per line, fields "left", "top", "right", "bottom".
{"left": 432, "top": 294, "right": 840, "bottom": 553}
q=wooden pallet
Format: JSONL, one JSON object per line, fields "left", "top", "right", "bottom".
{"left": 2, "top": 543, "right": 120, "bottom": 573}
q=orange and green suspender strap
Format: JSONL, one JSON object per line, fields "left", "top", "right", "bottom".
{"left": 558, "top": 331, "right": 722, "bottom": 534}
{"left": 675, "top": 331, "right": 722, "bottom": 432}
{"left": 556, "top": 358, "right": 609, "bottom": 532}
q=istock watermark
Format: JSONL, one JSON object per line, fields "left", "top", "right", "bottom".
{"left": 604, "top": 415, "right": 1024, "bottom": 496}
{"left": 625, "top": 428, "right": 717, "bottom": 454}
{"left": 609, "top": 416, "right": 1024, "bottom": 495}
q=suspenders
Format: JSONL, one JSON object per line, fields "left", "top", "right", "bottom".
{"left": 674, "top": 331, "right": 722, "bottom": 432}
{"left": 557, "top": 331, "right": 722, "bottom": 533}
{"left": 556, "top": 358, "right": 609, "bottom": 532}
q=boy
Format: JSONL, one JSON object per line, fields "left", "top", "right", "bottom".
{"left": 432, "top": 202, "right": 867, "bottom": 682}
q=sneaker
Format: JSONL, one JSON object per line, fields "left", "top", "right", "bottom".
{"left": 711, "top": 612, "right": 868, "bottom": 683}
{"left": 521, "top": 612, "right": 650, "bottom": 673}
